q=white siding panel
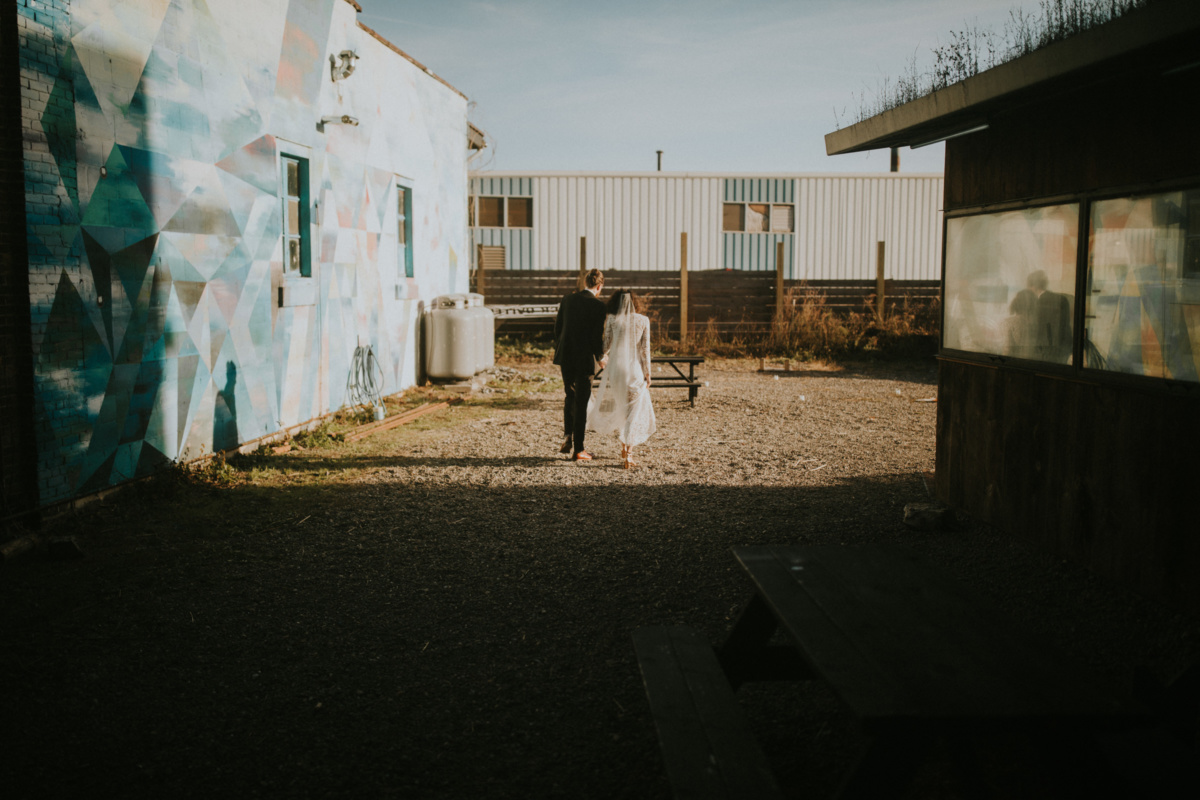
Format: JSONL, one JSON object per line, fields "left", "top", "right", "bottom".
{"left": 473, "top": 173, "right": 940, "bottom": 278}
{"left": 789, "top": 175, "right": 943, "bottom": 280}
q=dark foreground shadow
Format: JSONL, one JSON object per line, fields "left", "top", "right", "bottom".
{"left": 1, "top": 474, "right": 1194, "bottom": 800}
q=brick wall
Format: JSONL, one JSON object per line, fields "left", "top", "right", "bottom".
{"left": 0, "top": 2, "right": 40, "bottom": 520}
{"left": 16, "top": 0, "right": 83, "bottom": 507}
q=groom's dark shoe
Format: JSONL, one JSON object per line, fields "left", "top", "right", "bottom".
{"left": 572, "top": 451, "right": 593, "bottom": 461}
{"left": 559, "top": 436, "right": 572, "bottom": 454}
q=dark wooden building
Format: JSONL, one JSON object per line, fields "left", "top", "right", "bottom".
{"left": 827, "top": 0, "right": 1200, "bottom": 614}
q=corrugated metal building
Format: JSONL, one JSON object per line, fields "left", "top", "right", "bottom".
{"left": 469, "top": 172, "right": 944, "bottom": 280}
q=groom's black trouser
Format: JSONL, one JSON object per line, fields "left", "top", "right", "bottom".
{"left": 560, "top": 364, "right": 594, "bottom": 454}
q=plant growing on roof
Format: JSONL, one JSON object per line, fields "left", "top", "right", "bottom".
{"left": 846, "top": 0, "right": 1148, "bottom": 126}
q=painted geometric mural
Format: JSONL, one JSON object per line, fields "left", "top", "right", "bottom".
{"left": 21, "top": 0, "right": 469, "bottom": 503}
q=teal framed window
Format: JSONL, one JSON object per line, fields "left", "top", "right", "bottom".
{"left": 281, "top": 154, "right": 311, "bottom": 277}
{"left": 397, "top": 181, "right": 413, "bottom": 278}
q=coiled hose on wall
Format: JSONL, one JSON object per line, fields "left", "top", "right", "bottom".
{"left": 346, "top": 344, "right": 384, "bottom": 414}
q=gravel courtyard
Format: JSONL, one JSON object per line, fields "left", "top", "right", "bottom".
{"left": 2, "top": 358, "right": 1197, "bottom": 799}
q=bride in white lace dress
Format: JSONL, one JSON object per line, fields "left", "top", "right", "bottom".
{"left": 589, "top": 290, "right": 656, "bottom": 468}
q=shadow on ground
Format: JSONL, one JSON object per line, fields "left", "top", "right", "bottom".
{"left": 1, "top": 471, "right": 1193, "bottom": 799}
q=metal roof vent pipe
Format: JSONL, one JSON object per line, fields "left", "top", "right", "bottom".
{"left": 656, "top": 150, "right": 663, "bottom": 171}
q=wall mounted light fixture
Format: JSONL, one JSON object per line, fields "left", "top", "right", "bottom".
{"left": 319, "top": 115, "right": 360, "bottom": 132}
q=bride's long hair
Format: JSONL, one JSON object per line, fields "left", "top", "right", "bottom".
{"left": 606, "top": 290, "right": 643, "bottom": 316}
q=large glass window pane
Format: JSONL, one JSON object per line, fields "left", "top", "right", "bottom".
{"left": 722, "top": 203, "right": 744, "bottom": 232}
{"left": 286, "top": 161, "right": 299, "bottom": 196}
{"left": 944, "top": 203, "right": 1078, "bottom": 363}
{"left": 1086, "top": 189, "right": 1200, "bottom": 382}
{"left": 507, "top": 197, "right": 532, "bottom": 228}
{"left": 478, "top": 197, "right": 504, "bottom": 227}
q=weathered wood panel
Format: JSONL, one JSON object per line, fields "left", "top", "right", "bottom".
{"left": 945, "top": 65, "right": 1200, "bottom": 211}
{"left": 936, "top": 359, "right": 1200, "bottom": 614}
{"left": 937, "top": 37, "right": 1200, "bottom": 614}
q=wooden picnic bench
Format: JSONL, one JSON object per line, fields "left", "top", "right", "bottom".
{"left": 634, "top": 544, "right": 1169, "bottom": 799}
{"left": 594, "top": 356, "right": 704, "bottom": 407}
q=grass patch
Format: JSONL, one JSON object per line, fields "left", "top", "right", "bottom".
{"left": 292, "top": 420, "right": 346, "bottom": 449}
{"left": 495, "top": 334, "right": 556, "bottom": 362}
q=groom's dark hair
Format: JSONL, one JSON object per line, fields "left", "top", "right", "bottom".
{"left": 607, "top": 290, "right": 644, "bottom": 315}
{"left": 584, "top": 269, "right": 604, "bottom": 288}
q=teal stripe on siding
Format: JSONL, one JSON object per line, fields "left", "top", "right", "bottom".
{"left": 720, "top": 233, "right": 794, "bottom": 276}
{"left": 471, "top": 228, "right": 535, "bottom": 270}
{"left": 471, "top": 177, "right": 533, "bottom": 197}
{"left": 723, "top": 179, "right": 793, "bottom": 203}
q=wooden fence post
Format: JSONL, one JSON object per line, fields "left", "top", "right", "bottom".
{"left": 476, "top": 244, "right": 486, "bottom": 297}
{"left": 775, "top": 241, "right": 785, "bottom": 320}
{"left": 680, "top": 232, "right": 688, "bottom": 343}
{"left": 576, "top": 236, "right": 587, "bottom": 290}
{"left": 876, "top": 241, "right": 886, "bottom": 321}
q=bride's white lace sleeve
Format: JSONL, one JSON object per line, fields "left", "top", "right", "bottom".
{"left": 603, "top": 316, "right": 613, "bottom": 355}
{"left": 638, "top": 315, "right": 651, "bottom": 376}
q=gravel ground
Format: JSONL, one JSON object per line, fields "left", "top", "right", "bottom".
{"left": 2, "top": 357, "right": 1197, "bottom": 799}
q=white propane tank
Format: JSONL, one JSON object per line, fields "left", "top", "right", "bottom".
{"left": 465, "top": 293, "right": 494, "bottom": 372}
{"left": 424, "top": 294, "right": 475, "bottom": 381}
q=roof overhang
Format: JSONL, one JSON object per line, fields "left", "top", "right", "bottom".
{"left": 825, "top": 0, "right": 1200, "bottom": 156}
{"left": 468, "top": 123, "right": 487, "bottom": 152}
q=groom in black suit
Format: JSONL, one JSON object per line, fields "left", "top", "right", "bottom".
{"left": 553, "top": 268, "right": 608, "bottom": 461}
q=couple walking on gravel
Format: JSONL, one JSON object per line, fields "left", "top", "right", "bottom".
{"left": 553, "top": 269, "right": 656, "bottom": 468}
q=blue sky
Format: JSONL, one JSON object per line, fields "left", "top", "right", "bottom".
{"left": 358, "top": 0, "right": 1036, "bottom": 174}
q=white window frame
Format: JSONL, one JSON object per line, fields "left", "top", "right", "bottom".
{"left": 723, "top": 202, "right": 795, "bottom": 233}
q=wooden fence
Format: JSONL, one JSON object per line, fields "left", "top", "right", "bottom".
{"left": 475, "top": 269, "right": 939, "bottom": 338}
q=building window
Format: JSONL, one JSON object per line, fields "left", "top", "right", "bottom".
{"left": 1085, "top": 188, "right": 1200, "bottom": 381}
{"left": 943, "top": 203, "right": 1079, "bottom": 364}
{"left": 478, "top": 197, "right": 504, "bottom": 227}
{"left": 723, "top": 202, "right": 794, "bottom": 233}
{"left": 507, "top": 197, "right": 532, "bottom": 228}
{"left": 473, "top": 196, "right": 532, "bottom": 229}
{"left": 397, "top": 182, "right": 413, "bottom": 278}
{"left": 723, "top": 203, "right": 743, "bottom": 231}
{"left": 281, "top": 155, "right": 311, "bottom": 277}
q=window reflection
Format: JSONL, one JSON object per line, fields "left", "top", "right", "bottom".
{"left": 1086, "top": 190, "right": 1200, "bottom": 382}
{"left": 944, "top": 204, "right": 1078, "bottom": 363}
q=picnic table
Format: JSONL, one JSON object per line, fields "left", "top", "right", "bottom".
{"left": 594, "top": 356, "right": 704, "bottom": 407}
{"left": 634, "top": 544, "right": 1163, "bottom": 799}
